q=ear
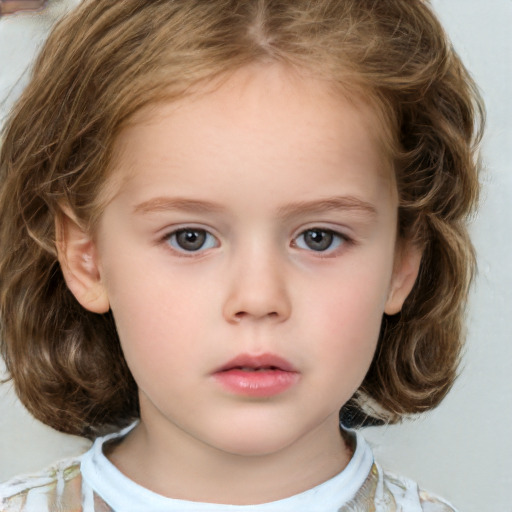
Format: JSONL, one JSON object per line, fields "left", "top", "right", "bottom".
{"left": 55, "top": 208, "right": 110, "bottom": 314}
{"left": 384, "top": 241, "right": 422, "bottom": 315}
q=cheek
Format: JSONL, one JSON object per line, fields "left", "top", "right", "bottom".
{"left": 318, "top": 296, "right": 382, "bottom": 370}
{"left": 300, "top": 269, "right": 388, "bottom": 383}
{"left": 304, "top": 265, "right": 389, "bottom": 336}
{"left": 105, "top": 265, "right": 215, "bottom": 377}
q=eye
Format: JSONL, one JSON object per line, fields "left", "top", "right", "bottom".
{"left": 293, "top": 228, "right": 345, "bottom": 253}
{"left": 165, "top": 228, "right": 218, "bottom": 253}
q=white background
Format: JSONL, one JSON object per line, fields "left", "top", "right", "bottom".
{"left": 0, "top": 1, "right": 510, "bottom": 510}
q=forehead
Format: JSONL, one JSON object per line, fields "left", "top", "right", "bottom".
{"left": 106, "top": 64, "right": 396, "bottom": 205}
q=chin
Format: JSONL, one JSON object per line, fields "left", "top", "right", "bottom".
{"left": 202, "top": 423, "right": 306, "bottom": 458}
{"left": 214, "top": 438, "right": 294, "bottom": 458}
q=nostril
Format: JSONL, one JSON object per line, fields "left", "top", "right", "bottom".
{"left": 223, "top": 282, "right": 292, "bottom": 324}
{"left": 233, "top": 310, "right": 279, "bottom": 321}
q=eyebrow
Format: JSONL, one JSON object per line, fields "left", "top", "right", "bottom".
{"left": 133, "top": 195, "right": 377, "bottom": 218}
{"left": 276, "top": 196, "right": 378, "bottom": 219}
{"left": 133, "top": 197, "right": 227, "bottom": 215}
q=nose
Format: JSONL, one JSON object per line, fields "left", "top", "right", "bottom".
{"left": 222, "top": 244, "right": 292, "bottom": 324}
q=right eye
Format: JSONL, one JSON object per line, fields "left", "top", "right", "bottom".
{"left": 165, "top": 228, "right": 219, "bottom": 253}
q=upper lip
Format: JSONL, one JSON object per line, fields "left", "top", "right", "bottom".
{"left": 214, "top": 353, "right": 297, "bottom": 373}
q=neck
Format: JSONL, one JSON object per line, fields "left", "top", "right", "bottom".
{"left": 107, "top": 414, "right": 352, "bottom": 505}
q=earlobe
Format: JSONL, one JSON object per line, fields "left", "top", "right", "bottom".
{"left": 55, "top": 208, "right": 110, "bottom": 314}
{"left": 384, "top": 242, "right": 422, "bottom": 315}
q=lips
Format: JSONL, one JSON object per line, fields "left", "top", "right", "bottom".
{"left": 212, "top": 353, "right": 300, "bottom": 397}
{"left": 215, "top": 353, "right": 297, "bottom": 373}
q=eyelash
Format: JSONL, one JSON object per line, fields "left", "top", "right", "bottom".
{"left": 164, "top": 228, "right": 219, "bottom": 255}
{"left": 161, "top": 227, "right": 352, "bottom": 256}
{"left": 291, "top": 228, "right": 351, "bottom": 256}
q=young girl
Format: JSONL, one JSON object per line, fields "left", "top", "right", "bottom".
{"left": 0, "top": 0, "right": 483, "bottom": 510}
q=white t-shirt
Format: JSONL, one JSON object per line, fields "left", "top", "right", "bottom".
{"left": 1, "top": 426, "right": 457, "bottom": 511}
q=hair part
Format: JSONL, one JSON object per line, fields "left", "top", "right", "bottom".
{"left": 0, "top": 0, "right": 484, "bottom": 436}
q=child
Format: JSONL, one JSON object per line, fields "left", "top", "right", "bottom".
{"left": 0, "top": 0, "right": 483, "bottom": 510}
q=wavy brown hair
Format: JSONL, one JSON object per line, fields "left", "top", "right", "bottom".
{"left": 0, "top": 0, "right": 483, "bottom": 436}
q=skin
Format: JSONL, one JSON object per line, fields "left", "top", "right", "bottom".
{"left": 0, "top": 0, "right": 47, "bottom": 15}
{"left": 58, "top": 64, "right": 420, "bottom": 505}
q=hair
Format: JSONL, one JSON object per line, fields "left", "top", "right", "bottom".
{"left": 0, "top": 0, "right": 484, "bottom": 437}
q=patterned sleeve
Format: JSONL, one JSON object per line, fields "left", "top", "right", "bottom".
{"left": 0, "top": 459, "right": 83, "bottom": 512}
{"left": 346, "top": 463, "right": 459, "bottom": 512}
{"left": 419, "top": 489, "right": 458, "bottom": 512}
{"left": 382, "top": 467, "right": 459, "bottom": 512}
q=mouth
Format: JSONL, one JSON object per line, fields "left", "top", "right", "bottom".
{"left": 212, "top": 353, "right": 300, "bottom": 397}
{"left": 215, "top": 353, "right": 297, "bottom": 373}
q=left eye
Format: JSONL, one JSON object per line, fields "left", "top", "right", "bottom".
{"left": 293, "top": 228, "right": 344, "bottom": 252}
{"left": 166, "top": 228, "right": 218, "bottom": 253}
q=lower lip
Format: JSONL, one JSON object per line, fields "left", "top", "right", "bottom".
{"left": 213, "top": 369, "right": 300, "bottom": 397}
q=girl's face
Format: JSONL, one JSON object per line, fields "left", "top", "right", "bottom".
{"left": 67, "top": 64, "right": 419, "bottom": 459}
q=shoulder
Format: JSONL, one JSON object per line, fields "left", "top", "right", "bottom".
{"left": 344, "top": 430, "right": 458, "bottom": 511}
{"left": 0, "top": 457, "right": 83, "bottom": 512}
{"left": 376, "top": 464, "right": 459, "bottom": 512}
{"left": 348, "top": 430, "right": 458, "bottom": 511}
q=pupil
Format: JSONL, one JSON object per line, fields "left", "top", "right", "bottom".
{"left": 177, "top": 229, "right": 206, "bottom": 251}
{"left": 305, "top": 229, "right": 332, "bottom": 251}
